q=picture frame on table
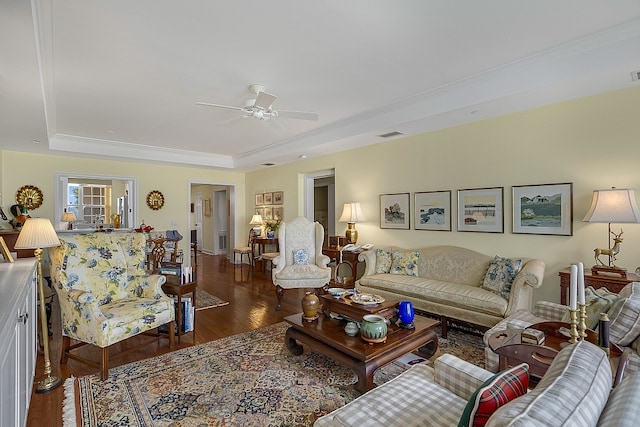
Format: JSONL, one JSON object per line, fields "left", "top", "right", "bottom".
{"left": 414, "top": 190, "right": 451, "bottom": 231}
{"left": 380, "top": 193, "right": 410, "bottom": 229}
{"left": 255, "top": 193, "right": 264, "bottom": 206}
{"left": 512, "top": 182, "right": 573, "bottom": 236}
{"left": 264, "top": 192, "right": 273, "bottom": 204}
{"left": 0, "top": 237, "right": 14, "bottom": 263}
{"left": 273, "top": 191, "right": 283, "bottom": 205}
{"left": 457, "top": 187, "right": 504, "bottom": 233}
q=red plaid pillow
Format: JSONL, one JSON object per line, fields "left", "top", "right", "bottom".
{"left": 458, "top": 363, "right": 529, "bottom": 427}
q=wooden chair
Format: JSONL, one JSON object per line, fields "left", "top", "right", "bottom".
{"left": 150, "top": 237, "right": 168, "bottom": 272}
{"left": 233, "top": 230, "right": 254, "bottom": 265}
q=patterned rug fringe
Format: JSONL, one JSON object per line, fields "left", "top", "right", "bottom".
{"left": 62, "top": 376, "right": 77, "bottom": 427}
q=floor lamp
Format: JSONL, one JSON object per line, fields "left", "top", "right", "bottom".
{"left": 14, "top": 218, "right": 62, "bottom": 393}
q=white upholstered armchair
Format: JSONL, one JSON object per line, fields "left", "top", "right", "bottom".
{"left": 272, "top": 217, "right": 332, "bottom": 310}
{"left": 49, "top": 232, "right": 175, "bottom": 380}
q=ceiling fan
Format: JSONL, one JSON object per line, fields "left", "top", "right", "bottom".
{"left": 196, "top": 84, "right": 319, "bottom": 128}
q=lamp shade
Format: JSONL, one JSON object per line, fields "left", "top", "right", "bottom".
{"left": 14, "top": 218, "right": 61, "bottom": 249}
{"left": 339, "top": 202, "right": 366, "bottom": 223}
{"left": 583, "top": 189, "right": 640, "bottom": 223}
{"left": 249, "top": 214, "right": 264, "bottom": 225}
{"left": 61, "top": 211, "right": 77, "bottom": 222}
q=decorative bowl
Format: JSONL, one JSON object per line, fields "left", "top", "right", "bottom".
{"left": 327, "top": 287, "right": 346, "bottom": 298}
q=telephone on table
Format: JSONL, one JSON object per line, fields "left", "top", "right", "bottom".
{"left": 342, "top": 243, "right": 374, "bottom": 252}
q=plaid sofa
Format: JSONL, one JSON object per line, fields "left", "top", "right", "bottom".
{"left": 314, "top": 341, "right": 640, "bottom": 426}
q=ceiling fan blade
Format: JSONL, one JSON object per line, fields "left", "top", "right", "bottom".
{"left": 255, "top": 91, "right": 277, "bottom": 109}
{"left": 196, "top": 102, "right": 243, "bottom": 111}
{"left": 265, "top": 118, "right": 286, "bottom": 132}
{"left": 277, "top": 110, "right": 319, "bottom": 121}
{"left": 216, "top": 115, "right": 247, "bottom": 126}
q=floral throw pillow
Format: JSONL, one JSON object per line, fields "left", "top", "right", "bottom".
{"left": 481, "top": 256, "right": 523, "bottom": 299}
{"left": 293, "top": 249, "right": 309, "bottom": 265}
{"left": 374, "top": 249, "right": 393, "bottom": 274}
{"left": 389, "top": 250, "right": 420, "bottom": 276}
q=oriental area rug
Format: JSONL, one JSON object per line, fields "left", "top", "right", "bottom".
{"left": 63, "top": 321, "right": 483, "bottom": 427}
{"left": 195, "top": 289, "right": 230, "bottom": 311}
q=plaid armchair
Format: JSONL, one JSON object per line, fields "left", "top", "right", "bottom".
{"left": 50, "top": 232, "right": 174, "bottom": 380}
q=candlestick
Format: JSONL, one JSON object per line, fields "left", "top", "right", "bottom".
{"left": 569, "top": 264, "right": 578, "bottom": 310}
{"left": 577, "top": 262, "right": 585, "bottom": 305}
{"left": 578, "top": 303, "right": 587, "bottom": 339}
{"left": 568, "top": 308, "right": 580, "bottom": 344}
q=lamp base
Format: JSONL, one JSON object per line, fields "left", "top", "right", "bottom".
{"left": 344, "top": 223, "right": 358, "bottom": 245}
{"left": 591, "top": 265, "right": 627, "bottom": 278}
{"left": 35, "top": 375, "right": 62, "bottom": 393}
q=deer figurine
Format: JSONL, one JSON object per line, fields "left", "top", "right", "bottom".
{"left": 594, "top": 229, "right": 624, "bottom": 267}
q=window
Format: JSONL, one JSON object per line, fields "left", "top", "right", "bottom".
{"left": 67, "top": 184, "right": 111, "bottom": 225}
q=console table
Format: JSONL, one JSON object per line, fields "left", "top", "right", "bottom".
{"left": 558, "top": 268, "right": 640, "bottom": 305}
{"left": 252, "top": 237, "right": 278, "bottom": 262}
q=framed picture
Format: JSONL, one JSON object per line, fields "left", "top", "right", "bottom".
{"left": 457, "top": 187, "right": 504, "bottom": 233}
{"left": 264, "top": 207, "right": 273, "bottom": 220}
{"left": 513, "top": 182, "right": 573, "bottom": 236}
{"left": 414, "top": 190, "right": 451, "bottom": 231}
{"left": 380, "top": 193, "right": 410, "bottom": 229}
{"left": 264, "top": 192, "right": 273, "bottom": 204}
{"left": 255, "top": 207, "right": 264, "bottom": 217}
{"left": 273, "top": 206, "right": 283, "bottom": 220}
{"left": 273, "top": 191, "right": 283, "bottom": 205}
{"left": 0, "top": 237, "right": 14, "bottom": 263}
{"left": 255, "top": 193, "right": 264, "bottom": 206}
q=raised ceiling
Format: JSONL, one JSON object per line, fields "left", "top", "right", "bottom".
{"left": 2, "top": 1, "right": 640, "bottom": 171}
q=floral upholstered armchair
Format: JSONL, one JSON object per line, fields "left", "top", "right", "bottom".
{"left": 272, "top": 216, "right": 332, "bottom": 310}
{"left": 49, "top": 232, "right": 174, "bottom": 380}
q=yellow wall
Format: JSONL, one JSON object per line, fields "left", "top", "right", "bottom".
{"left": 246, "top": 86, "right": 640, "bottom": 304}
{"left": 0, "top": 152, "right": 245, "bottom": 250}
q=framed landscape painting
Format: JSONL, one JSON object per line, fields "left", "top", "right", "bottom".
{"left": 414, "top": 191, "right": 451, "bottom": 231}
{"left": 380, "top": 193, "right": 410, "bottom": 229}
{"left": 255, "top": 193, "right": 264, "bottom": 206}
{"left": 513, "top": 183, "right": 573, "bottom": 236}
{"left": 457, "top": 187, "right": 504, "bottom": 233}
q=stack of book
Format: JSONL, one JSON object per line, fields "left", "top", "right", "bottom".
{"left": 521, "top": 328, "right": 545, "bottom": 345}
{"left": 158, "top": 261, "right": 182, "bottom": 276}
{"left": 159, "top": 297, "right": 194, "bottom": 334}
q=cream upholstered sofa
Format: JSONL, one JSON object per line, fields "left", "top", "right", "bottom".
{"left": 357, "top": 246, "right": 545, "bottom": 336}
{"left": 315, "top": 340, "right": 639, "bottom": 427}
{"left": 484, "top": 282, "right": 640, "bottom": 374}
{"left": 50, "top": 231, "right": 175, "bottom": 380}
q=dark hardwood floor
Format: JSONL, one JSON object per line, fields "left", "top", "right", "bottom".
{"left": 27, "top": 253, "right": 309, "bottom": 427}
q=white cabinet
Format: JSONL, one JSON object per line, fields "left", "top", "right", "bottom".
{"left": 0, "top": 260, "right": 37, "bottom": 427}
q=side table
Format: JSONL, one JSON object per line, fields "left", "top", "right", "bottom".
{"left": 161, "top": 275, "right": 197, "bottom": 343}
{"left": 558, "top": 268, "right": 640, "bottom": 305}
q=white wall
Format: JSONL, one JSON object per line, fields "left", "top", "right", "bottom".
{"left": 246, "top": 86, "right": 640, "bottom": 304}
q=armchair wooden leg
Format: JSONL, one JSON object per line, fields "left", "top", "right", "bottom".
{"left": 101, "top": 347, "right": 109, "bottom": 381}
{"left": 275, "top": 285, "right": 284, "bottom": 311}
{"left": 168, "top": 322, "right": 175, "bottom": 349}
{"left": 60, "top": 336, "right": 70, "bottom": 364}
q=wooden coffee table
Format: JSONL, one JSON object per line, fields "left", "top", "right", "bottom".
{"left": 284, "top": 313, "right": 440, "bottom": 393}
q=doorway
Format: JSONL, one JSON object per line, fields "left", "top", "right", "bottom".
{"left": 189, "top": 182, "right": 235, "bottom": 259}
{"left": 304, "top": 169, "right": 335, "bottom": 239}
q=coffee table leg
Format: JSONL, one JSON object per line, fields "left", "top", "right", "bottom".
{"left": 416, "top": 330, "right": 439, "bottom": 358}
{"left": 285, "top": 327, "right": 304, "bottom": 356}
{"left": 354, "top": 363, "right": 377, "bottom": 394}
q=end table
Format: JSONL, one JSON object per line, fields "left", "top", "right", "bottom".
{"left": 161, "top": 275, "right": 197, "bottom": 343}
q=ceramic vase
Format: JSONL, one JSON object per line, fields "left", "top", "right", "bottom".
{"left": 267, "top": 231, "right": 275, "bottom": 239}
{"left": 397, "top": 301, "right": 415, "bottom": 328}
{"left": 301, "top": 292, "right": 319, "bottom": 321}
{"left": 344, "top": 321, "right": 359, "bottom": 336}
{"left": 360, "top": 314, "right": 387, "bottom": 343}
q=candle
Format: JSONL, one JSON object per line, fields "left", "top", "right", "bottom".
{"left": 569, "top": 264, "right": 578, "bottom": 310}
{"left": 577, "top": 262, "right": 585, "bottom": 305}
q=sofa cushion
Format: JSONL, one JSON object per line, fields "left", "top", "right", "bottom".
{"left": 390, "top": 250, "right": 420, "bottom": 276}
{"left": 359, "top": 275, "right": 508, "bottom": 317}
{"left": 374, "top": 248, "right": 392, "bottom": 274}
{"left": 458, "top": 363, "right": 529, "bottom": 427}
{"left": 609, "top": 282, "right": 640, "bottom": 346}
{"left": 481, "top": 256, "right": 522, "bottom": 299}
{"left": 486, "top": 341, "right": 612, "bottom": 427}
{"left": 314, "top": 364, "right": 468, "bottom": 427}
{"left": 597, "top": 372, "right": 640, "bottom": 426}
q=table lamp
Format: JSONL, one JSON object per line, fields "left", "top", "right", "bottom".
{"left": 61, "top": 209, "right": 76, "bottom": 230}
{"left": 339, "top": 202, "right": 366, "bottom": 245}
{"left": 583, "top": 188, "right": 640, "bottom": 276}
{"left": 14, "top": 218, "right": 62, "bottom": 393}
{"left": 249, "top": 213, "right": 264, "bottom": 236}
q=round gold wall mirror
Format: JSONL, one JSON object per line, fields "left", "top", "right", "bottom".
{"left": 16, "top": 185, "right": 44, "bottom": 210}
{"left": 146, "top": 190, "right": 165, "bottom": 210}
